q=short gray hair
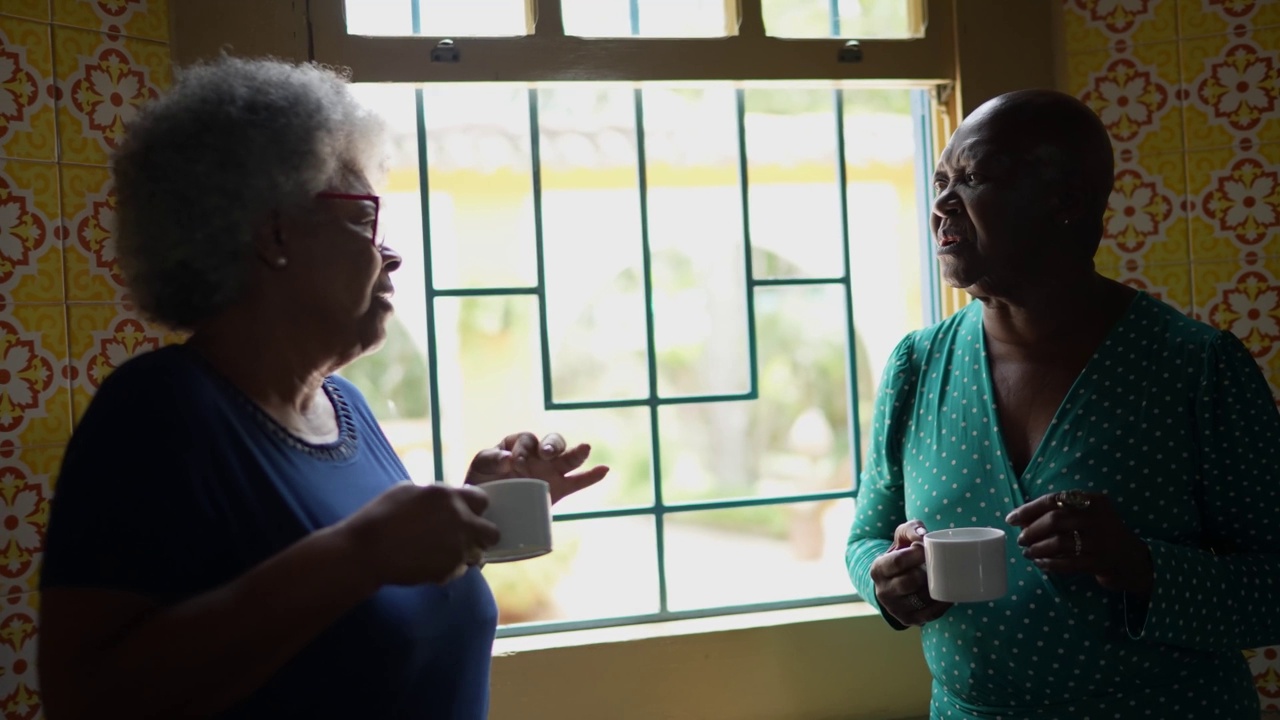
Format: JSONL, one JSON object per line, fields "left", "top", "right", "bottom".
{"left": 112, "top": 56, "right": 387, "bottom": 330}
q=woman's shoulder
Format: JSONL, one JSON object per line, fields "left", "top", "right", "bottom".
{"left": 1127, "top": 291, "right": 1231, "bottom": 354}
{"left": 78, "top": 344, "right": 219, "bottom": 430}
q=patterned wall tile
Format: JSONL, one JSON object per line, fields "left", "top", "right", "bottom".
{"left": 1192, "top": 258, "right": 1280, "bottom": 384}
{"left": 0, "top": 303, "right": 71, "bottom": 448}
{"left": 0, "top": 445, "right": 60, "bottom": 597}
{"left": 68, "top": 303, "right": 183, "bottom": 423}
{"left": 0, "top": 591, "right": 40, "bottom": 720}
{"left": 0, "top": 1, "right": 52, "bottom": 23}
{"left": 1181, "top": 26, "right": 1280, "bottom": 151}
{"left": 60, "top": 162, "right": 124, "bottom": 302}
{"left": 1071, "top": 40, "right": 1185, "bottom": 158}
{"left": 52, "top": 25, "right": 169, "bottom": 167}
{"left": 1116, "top": 262, "right": 1193, "bottom": 313}
{"left": 52, "top": 0, "right": 170, "bottom": 43}
{"left": 1186, "top": 142, "right": 1280, "bottom": 261}
{"left": 1096, "top": 151, "right": 1190, "bottom": 276}
{"left": 1179, "top": 0, "right": 1280, "bottom": 40}
{"left": 0, "top": 15, "right": 56, "bottom": 162}
{"left": 1, "top": 159, "right": 61, "bottom": 305}
{"left": 1250, "top": 645, "right": 1280, "bottom": 712}
{"left": 1062, "top": 0, "right": 1179, "bottom": 55}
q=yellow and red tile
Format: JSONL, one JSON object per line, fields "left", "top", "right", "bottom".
{"left": 1096, "top": 151, "right": 1190, "bottom": 275}
{"left": 1250, "top": 645, "right": 1280, "bottom": 712}
{"left": 1181, "top": 26, "right": 1280, "bottom": 151}
{"left": 0, "top": 159, "right": 62, "bottom": 305}
{"left": 0, "top": 0, "right": 51, "bottom": 23}
{"left": 0, "top": 591, "right": 40, "bottom": 720}
{"left": 68, "top": 303, "right": 183, "bottom": 423}
{"left": 59, "top": 162, "right": 125, "bottom": 302}
{"left": 1178, "top": 0, "right": 1280, "bottom": 40}
{"left": 1186, "top": 142, "right": 1280, "bottom": 261}
{"left": 0, "top": 15, "right": 57, "bottom": 162}
{"left": 1115, "top": 262, "right": 1193, "bottom": 314}
{"left": 0, "top": 303, "right": 71, "bottom": 448}
{"left": 1191, "top": 258, "right": 1280, "bottom": 399}
{"left": 0, "top": 445, "right": 61, "bottom": 597}
{"left": 52, "top": 25, "right": 170, "bottom": 167}
{"left": 52, "top": 0, "right": 170, "bottom": 43}
{"left": 1061, "top": 0, "right": 1179, "bottom": 56}
{"left": 1069, "top": 40, "right": 1185, "bottom": 157}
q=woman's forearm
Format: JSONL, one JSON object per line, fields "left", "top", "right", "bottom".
{"left": 43, "top": 524, "right": 379, "bottom": 719}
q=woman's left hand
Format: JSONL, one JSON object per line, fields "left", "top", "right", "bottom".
{"left": 464, "top": 431, "right": 610, "bottom": 505}
{"left": 1006, "top": 490, "right": 1154, "bottom": 595}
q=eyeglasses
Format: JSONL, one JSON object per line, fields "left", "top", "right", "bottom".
{"left": 316, "top": 191, "right": 382, "bottom": 247}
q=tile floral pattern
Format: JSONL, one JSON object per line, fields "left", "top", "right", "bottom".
{"left": 0, "top": 159, "right": 61, "bottom": 304}
{"left": 2, "top": 2, "right": 172, "bottom": 718}
{"left": 0, "top": 303, "right": 71, "bottom": 448}
{"left": 1061, "top": 0, "right": 1280, "bottom": 706}
{"left": 68, "top": 303, "right": 184, "bottom": 422}
{"left": 0, "top": 591, "right": 40, "bottom": 720}
{"left": 53, "top": 25, "right": 169, "bottom": 167}
{"left": 0, "top": 16, "right": 56, "bottom": 162}
{"left": 0, "top": 445, "right": 60, "bottom": 597}
{"left": 60, "top": 162, "right": 125, "bottom": 302}
{"left": 52, "top": 0, "right": 171, "bottom": 43}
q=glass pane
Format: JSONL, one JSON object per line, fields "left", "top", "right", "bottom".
{"left": 744, "top": 86, "right": 844, "bottom": 280}
{"left": 644, "top": 85, "right": 751, "bottom": 398}
{"left": 547, "top": 406, "right": 655, "bottom": 513}
{"left": 435, "top": 296, "right": 654, "bottom": 510}
{"left": 423, "top": 85, "right": 538, "bottom": 289}
{"left": 539, "top": 85, "right": 651, "bottom": 403}
{"left": 339, "top": 84, "right": 436, "bottom": 483}
{"left": 762, "top": 0, "right": 923, "bottom": 39}
{"left": 659, "top": 285, "right": 853, "bottom": 503}
{"left": 842, "top": 89, "right": 927, "bottom": 464}
{"left": 665, "top": 499, "right": 855, "bottom": 611}
{"left": 487, "top": 516, "right": 658, "bottom": 626}
{"left": 560, "top": 0, "right": 730, "bottom": 38}
{"left": 344, "top": 0, "right": 527, "bottom": 36}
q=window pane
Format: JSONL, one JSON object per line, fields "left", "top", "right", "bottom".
{"left": 659, "top": 285, "right": 854, "bottom": 504}
{"left": 560, "top": 0, "right": 730, "bottom": 38}
{"left": 339, "top": 84, "right": 436, "bottom": 483}
{"left": 744, "top": 86, "right": 844, "bottom": 280}
{"left": 547, "top": 406, "right": 655, "bottom": 513}
{"left": 344, "top": 0, "right": 527, "bottom": 36}
{"left": 762, "top": 0, "right": 923, "bottom": 39}
{"left": 540, "top": 85, "right": 651, "bottom": 403}
{"left": 842, "top": 89, "right": 928, "bottom": 464}
{"left": 423, "top": 85, "right": 538, "bottom": 289}
{"left": 486, "top": 517, "right": 659, "bottom": 626}
{"left": 665, "top": 499, "right": 855, "bottom": 611}
{"left": 644, "top": 85, "right": 751, "bottom": 398}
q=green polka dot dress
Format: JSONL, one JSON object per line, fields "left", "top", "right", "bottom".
{"left": 846, "top": 292, "right": 1280, "bottom": 718}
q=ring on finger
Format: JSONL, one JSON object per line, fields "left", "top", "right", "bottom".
{"left": 906, "top": 592, "right": 928, "bottom": 611}
{"left": 1072, "top": 530, "right": 1083, "bottom": 557}
{"left": 1056, "top": 489, "right": 1091, "bottom": 510}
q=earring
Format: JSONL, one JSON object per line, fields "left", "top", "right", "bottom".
{"left": 1063, "top": 219, "right": 1070, "bottom": 227}
{"left": 274, "top": 257, "right": 288, "bottom": 268}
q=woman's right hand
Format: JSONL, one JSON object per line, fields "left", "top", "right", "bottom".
{"left": 869, "top": 520, "right": 952, "bottom": 626}
{"left": 338, "top": 483, "right": 501, "bottom": 587}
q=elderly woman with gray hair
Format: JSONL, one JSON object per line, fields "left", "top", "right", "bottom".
{"left": 37, "top": 57, "right": 608, "bottom": 719}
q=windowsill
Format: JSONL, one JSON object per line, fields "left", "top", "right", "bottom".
{"left": 493, "top": 600, "right": 881, "bottom": 656}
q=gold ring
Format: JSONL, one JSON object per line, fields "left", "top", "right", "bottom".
{"left": 1056, "top": 490, "right": 1091, "bottom": 510}
{"left": 906, "top": 593, "right": 928, "bottom": 611}
{"left": 1073, "top": 530, "right": 1083, "bottom": 557}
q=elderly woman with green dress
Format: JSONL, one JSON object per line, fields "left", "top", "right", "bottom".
{"left": 846, "top": 89, "right": 1280, "bottom": 718}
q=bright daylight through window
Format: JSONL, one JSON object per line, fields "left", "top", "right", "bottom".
{"left": 335, "top": 0, "right": 940, "bottom": 634}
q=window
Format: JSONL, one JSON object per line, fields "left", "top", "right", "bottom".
{"left": 319, "top": 0, "right": 950, "bottom": 635}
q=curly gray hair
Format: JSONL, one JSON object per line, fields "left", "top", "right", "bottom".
{"left": 111, "top": 56, "right": 387, "bottom": 330}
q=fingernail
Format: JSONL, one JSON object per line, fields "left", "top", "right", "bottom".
{"left": 1021, "top": 548, "right": 1031, "bottom": 558}
{"left": 914, "top": 526, "right": 927, "bottom": 536}
{"left": 1016, "top": 534, "right": 1028, "bottom": 547}
{"left": 1005, "top": 512, "right": 1018, "bottom": 525}
{"left": 542, "top": 444, "right": 555, "bottom": 454}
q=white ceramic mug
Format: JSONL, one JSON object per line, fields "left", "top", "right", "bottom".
{"left": 478, "top": 478, "right": 553, "bottom": 563}
{"left": 924, "top": 527, "right": 1007, "bottom": 603}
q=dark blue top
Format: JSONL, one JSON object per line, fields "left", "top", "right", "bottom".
{"left": 42, "top": 344, "right": 497, "bottom": 719}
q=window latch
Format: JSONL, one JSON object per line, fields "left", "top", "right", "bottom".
{"left": 838, "top": 40, "right": 862, "bottom": 64}
{"left": 431, "top": 39, "right": 460, "bottom": 63}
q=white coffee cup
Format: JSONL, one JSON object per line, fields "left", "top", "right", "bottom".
{"left": 924, "top": 527, "right": 1007, "bottom": 603}
{"left": 478, "top": 478, "right": 553, "bottom": 563}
